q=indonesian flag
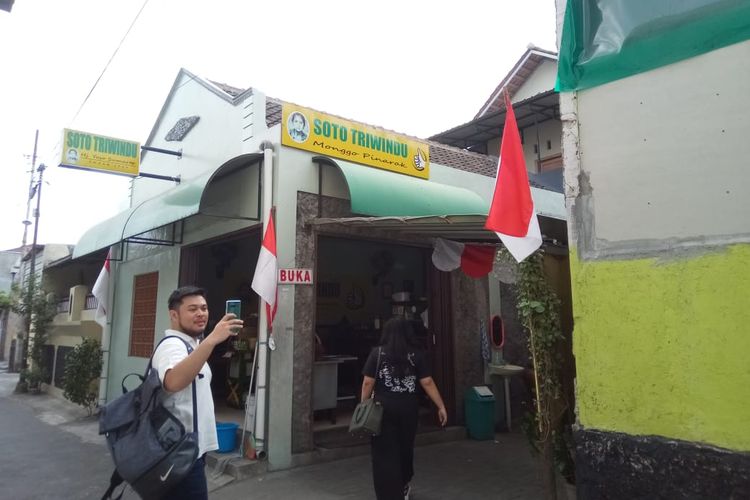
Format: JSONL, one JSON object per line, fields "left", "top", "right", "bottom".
{"left": 92, "top": 251, "right": 110, "bottom": 327}
{"left": 431, "top": 238, "right": 496, "bottom": 278}
{"left": 484, "top": 93, "right": 542, "bottom": 262}
{"left": 252, "top": 208, "right": 278, "bottom": 331}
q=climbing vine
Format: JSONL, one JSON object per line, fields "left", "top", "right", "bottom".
{"left": 500, "top": 247, "right": 575, "bottom": 493}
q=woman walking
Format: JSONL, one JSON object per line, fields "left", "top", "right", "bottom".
{"left": 361, "top": 317, "right": 448, "bottom": 500}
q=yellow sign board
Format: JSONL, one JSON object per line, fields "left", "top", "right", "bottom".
{"left": 281, "top": 104, "right": 429, "bottom": 179}
{"left": 59, "top": 128, "right": 140, "bottom": 177}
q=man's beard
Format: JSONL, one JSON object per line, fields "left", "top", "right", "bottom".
{"left": 179, "top": 318, "right": 205, "bottom": 338}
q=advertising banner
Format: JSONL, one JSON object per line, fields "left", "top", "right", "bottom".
{"left": 59, "top": 128, "right": 140, "bottom": 177}
{"left": 281, "top": 104, "right": 429, "bottom": 179}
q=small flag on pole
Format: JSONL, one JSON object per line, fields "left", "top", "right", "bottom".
{"left": 484, "top": 93, "right": 542, "bottom": 262}
{"left": 252, "top": 208, "right": 278, "bottom": 331}
{"left": 92, "top": 251, "right": 111, "bottom": 327}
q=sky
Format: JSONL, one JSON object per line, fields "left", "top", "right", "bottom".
{"left": 0, "top": 0, "right": 558, "bottom": 252}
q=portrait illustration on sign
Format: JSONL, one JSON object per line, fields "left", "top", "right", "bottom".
{"left": 66, "top": 148, "right": 79, "bottom": 164}
{"left": 287, "top": 111, "right": 309, "bottom": 143}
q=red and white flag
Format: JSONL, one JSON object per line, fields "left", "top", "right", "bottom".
{"left": 431, "top": 238, "right": 496, "bottom": 278}
{"left": 485, "top": 93, "right": 542, "bottom": 262}
{"left": 92, "top": 251, "right": 110, "bottom": 327}
{"left": 252, "top": 208, "right": 278, "bottom": 331}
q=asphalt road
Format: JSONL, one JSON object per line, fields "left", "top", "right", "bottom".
{"left": 0, "top": 364, "right": 555, "bottom": 500}
{"left": 0, "top": 367, "right": 113, "bottom": 500}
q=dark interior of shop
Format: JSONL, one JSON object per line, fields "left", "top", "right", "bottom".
{"left": 314, "top": 236, "right": 432, "bottom": 436}
{"left": 190, "top": 233, "right": 260, "bottom": 414}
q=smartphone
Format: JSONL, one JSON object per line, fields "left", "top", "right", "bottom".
{"left": 225, "top": 299, "right": 242, "bottom": 334}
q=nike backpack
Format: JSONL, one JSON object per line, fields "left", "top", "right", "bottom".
{"left": 99, "top": 336, "right": 199, "bottom": 500}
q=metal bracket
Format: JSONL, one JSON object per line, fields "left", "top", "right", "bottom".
{"left": 138, "top": 172, "right": 181, "bottom": 183}
{"left": 141, "top": 145, "right": 182, "bottom": 158}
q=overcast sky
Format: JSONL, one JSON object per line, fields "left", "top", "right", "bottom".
{"left": 0, "top": 0, "right": 557, "bottom": 252}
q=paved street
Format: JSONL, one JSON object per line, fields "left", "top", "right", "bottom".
{"left": 1, "top": 363, "right": 556, "bottom": 499}
{"left": 212, "top": 436, "right": 550, "bottom": 500}
{"left": 0, "top": 364, "right": 112, "bottom": 500}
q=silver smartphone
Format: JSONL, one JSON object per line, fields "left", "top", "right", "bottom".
{"left": 225, "top": 299, "right": 242, "bottom": 334}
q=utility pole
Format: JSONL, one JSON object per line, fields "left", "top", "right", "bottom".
{"left": 21, "top": 130, "right": 39, "bottom": 249}
{"left": 20, "top": 163, "right": 45, "bottom": 374}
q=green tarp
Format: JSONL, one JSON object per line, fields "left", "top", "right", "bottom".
{"left": 557, "top": 0, "right": 750, "bottom": 91}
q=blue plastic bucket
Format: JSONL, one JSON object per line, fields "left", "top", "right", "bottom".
{"left": 216, "top": 422, "right": 239, "bottom": 453}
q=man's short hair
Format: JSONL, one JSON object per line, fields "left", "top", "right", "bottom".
{"left": 168, "top": 286, "right": 206, "bottom": 311}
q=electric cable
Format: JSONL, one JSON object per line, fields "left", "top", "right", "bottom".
{"left": 69, "top": 0, "right": 151, "bottom": 124}
{"left": 47, "top": 0, "right": 151, "bottom": 162}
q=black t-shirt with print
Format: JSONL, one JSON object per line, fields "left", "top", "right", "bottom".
{"left": 362, "top": 347, "right": 431, "bottom": 400}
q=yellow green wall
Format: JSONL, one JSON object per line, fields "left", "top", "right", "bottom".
{"left": 570, "top": 244, "right": 750, "bottom": 451}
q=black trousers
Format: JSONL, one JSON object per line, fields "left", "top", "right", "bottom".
{"left": 371, "top": 397, "right": 419, "bottom": 500}
{"left": 162, "top": 455, "right": 207, "bottom": 500}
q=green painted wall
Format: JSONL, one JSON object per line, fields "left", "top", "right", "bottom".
{"left": 570, "top": 244, "right": 750, "bottom": 451}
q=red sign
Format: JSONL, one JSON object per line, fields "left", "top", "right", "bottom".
{"left": 278, "top": 268, "right": 314, "bottom": 285}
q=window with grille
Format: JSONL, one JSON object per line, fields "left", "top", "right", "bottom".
{"left": 130, "top": 272, "right": 159, "bottom": 358}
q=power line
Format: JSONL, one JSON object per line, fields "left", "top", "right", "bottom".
{"left": 69, "top": 0, "right": 151, "bottom": 126}
{"left": 46, "top": 0, "right": 150, "bottom": 164}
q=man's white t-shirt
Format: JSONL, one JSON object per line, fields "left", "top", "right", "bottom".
{"left": 152, "top": 329, "right": 218, "bottom": 456}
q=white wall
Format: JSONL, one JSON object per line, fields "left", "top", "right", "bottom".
{"left": 576, "top": 40, "right": 750, "bottom": 249}
{"left": 514, "top": 58, "right": 558, "bottom": 102}
{"left": 106, "top": 245, "right": 180, "bottom": 399}
{"left": 132, "top": 74, "right": 245, "bottom": 205}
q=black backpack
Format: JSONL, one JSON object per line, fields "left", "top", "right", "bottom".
{"left": 99, "top": 336, "right": 200, "bottom": 500}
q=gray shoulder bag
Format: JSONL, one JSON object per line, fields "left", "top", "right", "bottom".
{"left": 348, "top": 348, "right": 384, "bottom": 436}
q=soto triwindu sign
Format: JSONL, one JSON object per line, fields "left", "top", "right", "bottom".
{"left": 281, "top": 104, "right": 429, "bottom": 179}
{"left": 59, "top": 128, "right": 140, "bottom": 177}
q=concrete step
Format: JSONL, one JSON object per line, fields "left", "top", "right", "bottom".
{"left": 205, "top": 451, "right": 267, "bottom": 481}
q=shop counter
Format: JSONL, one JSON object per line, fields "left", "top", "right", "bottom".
{"left": 313, "top": 355, "right": 358, "bottom": 420}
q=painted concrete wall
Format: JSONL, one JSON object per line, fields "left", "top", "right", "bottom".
{"left": 132, "top": 73, "right": 246, "bottom": 205}
{"left": 574, "top": 41, "right": 750, "bottom": 254}
{"left": 514, "top": 58, "right": 558, "bottom": 102}
{"left": 106, "top": 245, "right": 180, "bottom": 400}
{"left": 570, "top": 247, "right": 750, "bottom": 451}
{"left": 565, "top": 40, "right": 750, "bottom": 455}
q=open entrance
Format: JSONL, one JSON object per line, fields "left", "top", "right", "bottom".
{"left": 179, "top": 228, "right": 261, "bottom": 425}
{"left": 313, "top": 235, "right": 452, "bottom": 447}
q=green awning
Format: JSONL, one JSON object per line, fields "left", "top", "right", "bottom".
{"left": 72, "top": 206, "right": 140, "bottom": 259}
{"left": 319, "top": 157, "right": 488, "bottom": 217}
{"left": 73, "top": 153, "right": 263, "bottom": 259}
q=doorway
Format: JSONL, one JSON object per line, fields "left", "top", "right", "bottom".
{"left": 179, "top": 228, "right": 261, "bottom": 422}
{"left": 313, "top": 235, "right": 453, "bottom": 446}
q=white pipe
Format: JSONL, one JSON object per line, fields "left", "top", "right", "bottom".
{"left": 254, "top": 140, "right": 274, "bottom": 455}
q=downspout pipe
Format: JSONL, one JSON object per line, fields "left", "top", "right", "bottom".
{"left": 254, "top": 140, "right": 274, "bottom": 457}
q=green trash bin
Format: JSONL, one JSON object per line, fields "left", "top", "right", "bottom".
{"left": 465, "top": 386, "right": 495, "bottom": 440}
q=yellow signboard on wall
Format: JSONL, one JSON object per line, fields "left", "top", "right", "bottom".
{"left": 281, "top": 104, "right": 430, "bottom": 179}
{"left": 59, "top": 128, "right": 140, "bottom": 177}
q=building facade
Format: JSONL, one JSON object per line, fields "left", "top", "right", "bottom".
{"left": 557, "top": 1, "right": 750, "bottom": 497}
{"left": 72, "top": 63, "right": 566, "bottom": 470}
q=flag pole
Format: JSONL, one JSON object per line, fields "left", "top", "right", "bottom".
{"left": 253, "top": 141, "right": 275, "bottom": 458}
